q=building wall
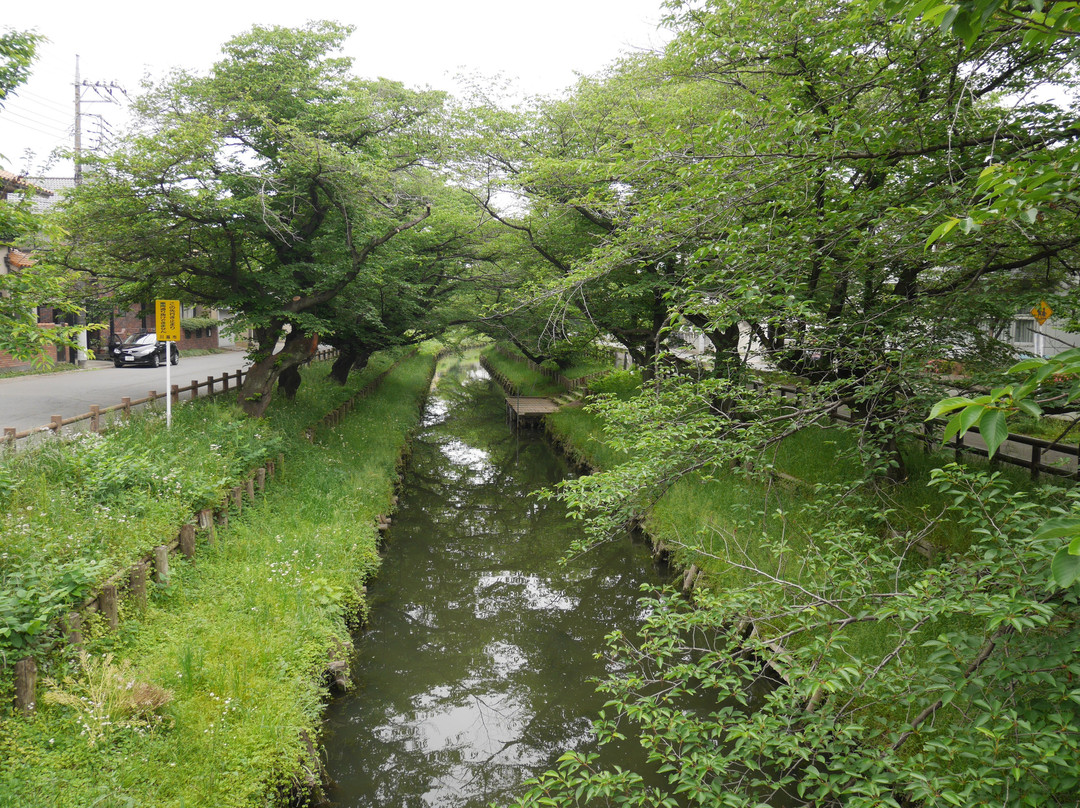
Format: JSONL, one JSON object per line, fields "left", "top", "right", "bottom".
{"left": 1007, "top": 316, "right": 1080, "bottom": 358}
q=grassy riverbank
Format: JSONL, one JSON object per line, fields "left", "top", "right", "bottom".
{"left": 484, "top": 345, "right": 1080, "bottom": 806}
{"left": 0, "top": 349, "right": 437, "bottom": 807}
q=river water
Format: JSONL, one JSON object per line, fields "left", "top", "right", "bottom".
{"left": 321, "top": 356, "right": 667, "bottom": 808}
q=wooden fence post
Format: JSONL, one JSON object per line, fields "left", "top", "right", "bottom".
{"left": 199, "top": 507, "right": 216, "bottom": 545}
{"left": 122, "top": 396, "right": 132, "bottom": 417}
{"left": 222, "top": 372, "right": 229, "bottom": 393}
{"left": 256, "top": 467, "right": 266, "bottom": 493}
{"left": 15, "top": 658, "right": 36, "bottom": 714}
{"left": 231, "top": 486, "right": 243, "bottom": 513}
{"left": 154, "top": 545, "right": 170, "bottom": 584}
{"left": 3, "top": 428, "right": 15, "bottom": 449}
{"left": 171, "top": 385, "right": 180, "bottom": 405}
{"left": 100, "top": 584, "right": 119, "bottom": 631}
{"left": 50, "top": 415, "right": 63, "bottom": 435}
{"left": 62, "top": 612, "right": 83, "bottom": 648}
{"left": 191, "top": 380, "right": 199, "bottom": 399}
{"left": 130, "top": 562, "right": 148, "bottom": 610}
{"left": 90, "top": 405, "right": 101, "bottom": 433}
{"left": 179, "top": 523, "right": 196, "bottom": 558}
{"left": 207, "top": 375, "right": 215, "bottom": 395}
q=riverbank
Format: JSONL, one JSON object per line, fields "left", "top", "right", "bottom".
{"left": 481, "top": 344, "right": 1080, "bottom": 807}
{"left": 0, "top": 350, "right": 437, "bottom": 807}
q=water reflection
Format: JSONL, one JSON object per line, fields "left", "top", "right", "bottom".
{"left": 321, "top": 357, "right": 664, "bottom": 808}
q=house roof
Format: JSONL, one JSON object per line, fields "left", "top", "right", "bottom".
{"left": 5, "top": 249, "right": 35, "bottom": 269}
{"left": 26, "top": 177, "right": 77, "bottom": 215}
{"left": 0, "top": 169, "right": 54, "bottom": 199}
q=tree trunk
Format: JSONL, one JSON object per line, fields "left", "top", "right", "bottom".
{"left": 238, "top": 330, "right": 319, "bottom": 417}
{"left": 278, "top": 365, "right": 302, "bottom": 400}
{"left": 329, "top": 346, "right": 373, "bottom": 385}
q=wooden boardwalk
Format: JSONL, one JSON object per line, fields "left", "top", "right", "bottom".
{"left": 505, "top": 396, "right": 560, "bottom": 429}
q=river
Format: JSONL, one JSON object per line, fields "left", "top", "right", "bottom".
{"left": 320, "top": 355, "right": 667, "bottom": 808}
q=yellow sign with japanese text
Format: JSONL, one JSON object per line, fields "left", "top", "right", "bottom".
{"left": 156, "top": 299, "right": 181, "bottom": 341}
{"left": 1030, "top": 300, "right": 1053, "bottom": 326}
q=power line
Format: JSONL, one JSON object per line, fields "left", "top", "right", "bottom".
{"left": 3, "top": 106, "right": 71, "bottom": 133}
{"left": 0, "top": 115, "right": 70, "bottom": 141}
{"left": 18, "top": 89, "right": 73, "bottom": 114}
{"left": 7, "top": 99, "right": 71, "bottom": 127}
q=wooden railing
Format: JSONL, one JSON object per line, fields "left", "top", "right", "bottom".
{"left": 492, "top": 345, "right": 611, "bottom": 393}
{"left": 752, "top": 381, "right": 1080, "bottom": 481}
{"left": 2, "top": 348, "right": 339, "bottom": 451}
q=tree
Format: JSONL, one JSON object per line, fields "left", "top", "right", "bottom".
{"left": 503, "top": 1, "right": 1080, "bottom": 805}
{"left": 314, "top": 178, "right": 504, "bottom": 387}
{"left": 57, "top": 23, "right": 445, "bottom": 415}
{"left": 0, "top": 28, "right": 39, "bottom": 111}
{"left": 524, "top": 0, "right": 1079, "bottom": 478}
{"left": 1, "top": 28, "right": 90, "bottom": 366}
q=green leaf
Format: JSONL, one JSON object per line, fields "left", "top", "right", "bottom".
{"left": 958, "top": 403, "right": 984, "bottom": 435}
{"left": 926, "top": 217, "right": 960, "bottom": 248}
{"left": 1051, "top": 546, "right": 1080, "bottom": 587}
{"left": 1016, "top": 398, "right": 1043, "bottom": 418}
{"left": 942, "top": 412, "right": 964, "bottom": 444}
{"left": 979, "top": 409, "right": 1008, "bottom": 457}
{"left": 1031, "top": 517, "right": 1080, "bottom": 542}
{"left": 1008, "top": 357, "right": 1047, "bottom": 373}
{"left": 927, "top": 396, "right": 973, "bottom": 420}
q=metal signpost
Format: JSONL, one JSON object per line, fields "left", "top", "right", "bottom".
{"left": 155, "top": 300, "right": 181, "bottom": 427}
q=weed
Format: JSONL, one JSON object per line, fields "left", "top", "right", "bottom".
{"left": 43, "top": 651, "right": 173, "bottom": 746}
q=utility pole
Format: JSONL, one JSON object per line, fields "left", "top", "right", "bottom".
{"left": 71, "top": 57, "right": 126, "bottom": 366}
{"left": 73, "top": 56, "right": 127, "bottom": 186}
{"left": 74, "top": 55, "right": 81, "bottom": 185}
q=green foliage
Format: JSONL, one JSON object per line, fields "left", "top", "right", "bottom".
{"left": 180, "top": 316, "right": 218, "bottom": 331}
{"left": 0, "top": 401, "right": 282, "bottom": 658}
{"left": 0, "top": 353, "right": 436, "bottom": 806}
{"left": 0, "top": 28, "right": 41, "bottom": 110}
{"left": 585, "top": 369, "right": 641, "bottom": 400}
{"left": 42, "top": 651, "right": 173, "bottom": 747}
{"left": 514, "top": 461, "right": 1080, "bottom": 808}
{"left": 931, "top": 347, "right": 1080, "bottom": 585}
{"left": 0, "top": 559, "right": 101, "bottom": 654}
{"left": 56, "top": 22, "right": 470, "bottom": 413}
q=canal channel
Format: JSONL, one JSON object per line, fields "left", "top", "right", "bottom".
{"left": 320, "top": 355, "right": 668, "bottom": 807}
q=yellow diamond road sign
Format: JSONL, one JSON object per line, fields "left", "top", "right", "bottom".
{"left": 156, "top": 299, "right": 181, "bottom": 341}
{"left": 1030, "top": 300, "right": 1052, "bottom": 326}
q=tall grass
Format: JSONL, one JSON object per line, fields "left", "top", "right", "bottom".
{"left": 0, "top": 351, "right": 436, "bottom": 807}
{"left": 501, "top": 349, "right": 1073, "bottom": 706}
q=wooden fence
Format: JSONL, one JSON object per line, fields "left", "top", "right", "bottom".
{"left": 754, "top": 381, "right": 1080, "bottom": 481}
{"left": 5, "top": 346, "right": 427, "bottom": 715}
{"left": 2, "top": 349, "right": 339, "bottom": 451}
{"left": 488, "top": 348, "right": 1079, "bottom": 481}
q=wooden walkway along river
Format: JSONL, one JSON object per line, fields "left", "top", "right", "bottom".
{"left": 505, "top": 395, "right": 560, "bottom": 429}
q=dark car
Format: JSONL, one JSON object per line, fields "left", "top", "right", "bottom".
{"left": 111, "top": 332, "right": 180, "bottom": 368}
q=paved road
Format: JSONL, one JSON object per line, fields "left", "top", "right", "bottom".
{"left": 0, "top": 350, "right": 252, "bottom": 434}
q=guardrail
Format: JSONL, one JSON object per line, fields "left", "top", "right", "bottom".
{"left": 754, "top": 381, "right": 1080, "bottom": 481}
{"left": 2, "top": 348, "right": 339, "bottom": 451}
{"left": 487, "top": 346, "right": 1080, "bottom": 480}
{"left": 492, "top": 345, "right": 610, "bottom": 392}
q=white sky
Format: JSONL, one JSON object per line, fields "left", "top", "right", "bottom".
{"left": 0, "top": 0, "right": 670, "bottom": 176}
